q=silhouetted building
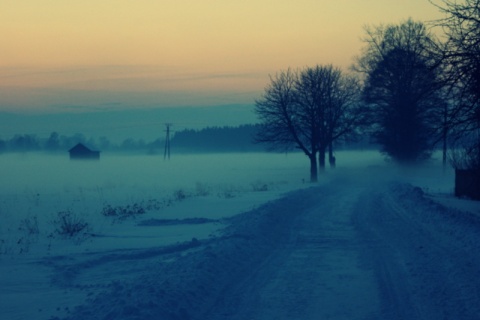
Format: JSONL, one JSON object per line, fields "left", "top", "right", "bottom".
{"left": 69, "top": 143, "right": 100, "bottom": 160}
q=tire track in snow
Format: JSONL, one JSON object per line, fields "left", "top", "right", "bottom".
{"left": 354, "top": 183, "right": 480, "bottom": 319}
{"left": 61, "top": 175, "right": 480, "bottom": 320}
{"left": 62, "top": 187, "right": 321, "bottom": 320}
{"left": 205, "top": 179, "right": 381, "bottom": 320}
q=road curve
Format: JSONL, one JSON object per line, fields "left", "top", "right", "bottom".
{"left": 204, "top": 174, "right": 480, "bottom": 320}
{"left": 64, "top": 171, "right": 480, "bottom": 320}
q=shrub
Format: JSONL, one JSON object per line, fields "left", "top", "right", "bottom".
{"left": 195, "top": 182, "right": 210, "bottom": 197}
{"left": 450, "top": 138, "right": 480, "bottom": 170}
{"left": 101, "top": 203, "right": 146, "bottom": 219}
{"left": 18, "top": 216, "right": 39, "bottom": 236}
{"left": 173, "top": 189, "right": 187, "bottom": 201}
{"left": 251, "top": 180, "right": 269, "bottom": 192}
{"left": 145, "top": 198, "right": 163, "bottom": 211}
{"left": 16, "top": 216, "right": 40, "bottom": 253}
{"left": 218, "top": 186, "right": 237, "bottom": 199}
{"left": 53, "top": 210, "right": 89, "bottom": 237}
{"left": 101, "top": 205, "right": 118, "bottom": 217}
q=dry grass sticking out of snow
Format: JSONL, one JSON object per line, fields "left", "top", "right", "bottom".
{"left": 2, "top": 150, "right": 479, "bottom": 320}
{"left": 0, "top": 152, "right": 314, "bottom": 258}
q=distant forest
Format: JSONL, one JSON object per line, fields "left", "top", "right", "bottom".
{"left": 172, "top": 125, "right": 264, "bottom": 152}
{"left": 0, "top": 124, "right": 374, "bottom": 154}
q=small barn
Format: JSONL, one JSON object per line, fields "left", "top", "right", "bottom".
{"left": 68, "top": 143, "right": 100, "bottom": 160}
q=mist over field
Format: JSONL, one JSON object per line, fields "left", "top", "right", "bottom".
{"left": 0, "top": 151, "right": 394, "bottom": 218}
{"left": 0, "top": 149, "right": 460, "bottom": 252}
{"left": 0, "top": 150, "right": 456, "bottom": 259}
{"left": 2, "top": 0, "right": 480, "bottom": 318}
{"left": 1, "top": 151, "right": 311, "bottom": 195}
{"left": 0, "top": 150, "right": 391, "bottom": 262}
{"left": 3, "top": 150, "right": 480, "bottom": 320}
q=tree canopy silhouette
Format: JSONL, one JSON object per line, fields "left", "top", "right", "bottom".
{"left": 255, "top": 65, "right": 363, "bottom": 182}
{"left": 432, "top": 0, "right": 480, "bottom": 170}
{"left": 354, "top": 19, "right": 445, "bottom": 163}
{"left": 432, "top": 0, "right": 480, "bottom": 131}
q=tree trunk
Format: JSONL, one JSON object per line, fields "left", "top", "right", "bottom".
{"left": 442, "top": 107, "right": 448, "bottom": 171}
{"left": 309, "top": 154, "right": 318, "bottom": 182}
{"left": 318, "top": 146, "right": 326, "bottom": 173}
{"left": 329, "top": 142, "right": 336, "bottom": 168}
{"left": 442, "top": 134, "right": 447, "bottom": 171}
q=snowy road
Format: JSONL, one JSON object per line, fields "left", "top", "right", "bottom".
{"left": 57, "top": 171, "right": 480, "bottom": 319}
{"left": 207, "top": 178, "right": 379, "bottom": 319}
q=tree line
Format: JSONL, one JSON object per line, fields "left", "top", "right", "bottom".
{"left": 255, "top": 0, "right": 480, "bottom": 182}
{"left": 0, "top": 126, "right": 268, "bottom": 154}
{"left": 171, "top": 125, "right": 264, "bottom": 152}
{"left": 0, "top": 132, "right": 164, "bottom": 154}
{"left": 172, "top": 124, "right": 373, "bottom": 153}
{"left": 0, "top": 124, "right": 375, "bottom": 155}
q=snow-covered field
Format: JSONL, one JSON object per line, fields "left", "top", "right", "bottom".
{"left": 0, "top": 152, "right": 334, "bottom": 257}
{"left": 1, "top": 151, "right": 479, "bottom": 319}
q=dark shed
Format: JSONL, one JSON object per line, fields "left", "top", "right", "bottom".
{"left": 68, "top": 143, "right": 100, "bottom": 160}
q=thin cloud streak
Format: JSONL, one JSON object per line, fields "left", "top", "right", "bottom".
{"left": 0, "top": 65, "right": 266, "bottom": 112}
{"left": 0, "top": 1, "right": 444, "bottom": 113}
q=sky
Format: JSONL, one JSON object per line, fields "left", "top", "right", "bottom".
{"left": 0, "top": 0, "right": 445, "bottom": 114}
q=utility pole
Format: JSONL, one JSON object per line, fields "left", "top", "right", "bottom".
{"left": 164, "top": 123, "right": 172, "bottom": 160}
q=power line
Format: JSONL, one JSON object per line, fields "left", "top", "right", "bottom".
{"left": 164, "top": 123, "right": 173, "bottom": 160}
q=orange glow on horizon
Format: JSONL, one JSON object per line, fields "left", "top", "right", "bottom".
{"left": 0, "top": 0, "right": 445, "bottom": 110}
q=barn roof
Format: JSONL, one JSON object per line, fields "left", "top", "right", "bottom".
{"left": 69, "top": 143, "right": 94, "bottom": 153}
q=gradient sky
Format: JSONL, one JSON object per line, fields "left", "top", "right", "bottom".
{"left": 0, "top": 0, "right": 445, "bottom": 113}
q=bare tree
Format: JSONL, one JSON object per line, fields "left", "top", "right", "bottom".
{"left": 255, "top": 69, "right": 320, "bottom": 182}
{"left": 449, "top": 135, "right": 480, "bottom": 169}
{"left": 295, "top": 65, "right": 363, "bottom": 171}
{"left": 255, "top": 65, "right": 363, "bottom": 182}
{"left": 431, "top": 0, "right": 480, "bottom": 169}
{"left": 324, "top": 71, "right": 365, "bottom": 167}
{"left": 431, "top": 0, "right": 480, "bottom": 125}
